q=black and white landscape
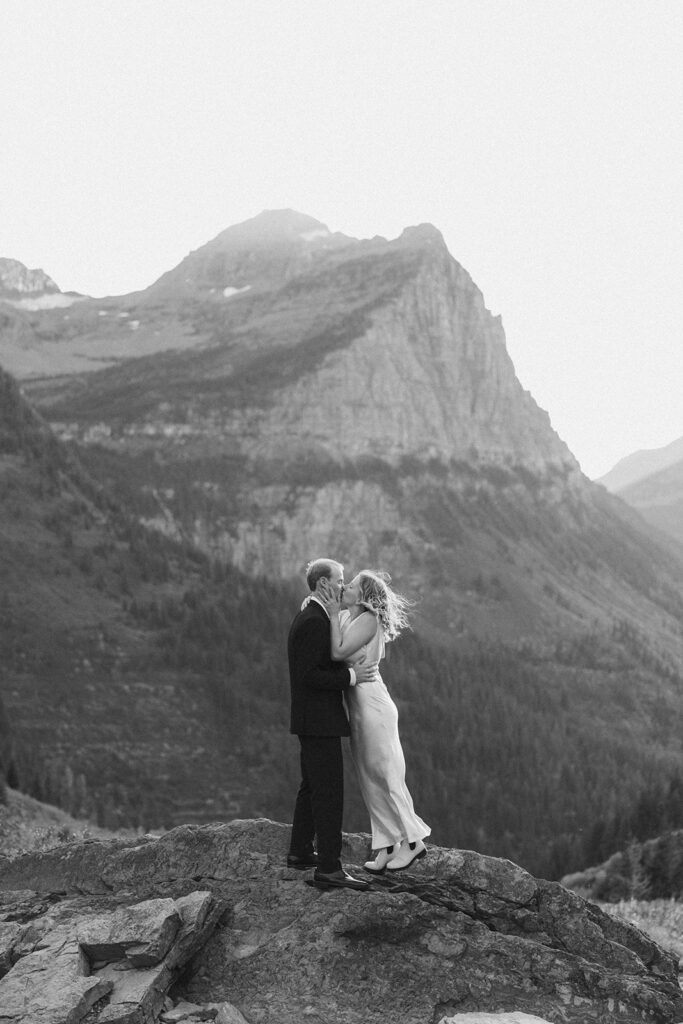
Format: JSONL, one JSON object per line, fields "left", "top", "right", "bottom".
{"left": 2, "top": 211, "right": 683, "bottom": 880}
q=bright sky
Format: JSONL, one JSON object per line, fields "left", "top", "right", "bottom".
{"left": 1, "top": 0, "right": 682, "bottom": 479}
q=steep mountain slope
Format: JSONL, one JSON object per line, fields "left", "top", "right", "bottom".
{"left": 0, "top": 367, "right": 285, "bottom": 831}
{"left": 2, "top": 215, "right": 683, "bottom": 878}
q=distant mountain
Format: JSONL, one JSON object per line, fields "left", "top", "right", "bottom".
{"left": 615, "top": 457, "right": 683, "bottom": 550}
{"left": 0, "top": 259, "right": 87, "bottom": 376}
{"left": 598, "top": 436, "right": 683, "bottom": 550}
{"left": 147, "top": 208, "right": 355, "bottom": 298}
{"left": 2, "top": 214, "right": 683, "bottom": 879}
{"left": 0, "top": 257, "right": 83, "bottom": 313}
{"left": 599, "top": 435, "right": 683, "bottom": 492}
{"left": 0, "top": 211, "right": 354, "bottom": 378}
{"left": 0, "top": 257, "right": 59, "bottom": 298}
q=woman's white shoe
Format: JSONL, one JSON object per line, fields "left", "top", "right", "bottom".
{"left": 363, "top": 845, "right": 395, "bottom": 874}
{"left": 386, "top": 839, "right": 426, "bottom": 871}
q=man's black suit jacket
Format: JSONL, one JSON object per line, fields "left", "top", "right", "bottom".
{"left": 288, "top": 599, "right": 351, "bottom": 736}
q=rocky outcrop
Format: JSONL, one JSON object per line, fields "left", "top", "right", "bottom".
{"left": 1, "top": 819, "right": 681, "bottom": 1024}
{"left": 0, "top": 889, "right": 226, "bottom": 1024}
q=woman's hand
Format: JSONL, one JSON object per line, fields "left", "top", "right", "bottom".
{"left": 318, "top": 578, "right": 341, "bottom": 615}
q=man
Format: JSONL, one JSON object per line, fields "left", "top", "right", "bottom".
{"left": 287, "top": 557, "right": 375, "bottom": 890}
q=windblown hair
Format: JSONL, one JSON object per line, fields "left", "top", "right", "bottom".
{"left": 357, "top": 570, "right": 412, "bottom": 642}
{"left": 305, "top": 558, "right": 343, "bottom": 592}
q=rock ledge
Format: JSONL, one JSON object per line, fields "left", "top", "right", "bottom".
{"left": 0, "top": 819, "right": 681, "bottom": 1024}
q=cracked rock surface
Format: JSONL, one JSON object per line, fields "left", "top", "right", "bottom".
{"left": 0, "top": 819, "right": 681, "bottom": 1024}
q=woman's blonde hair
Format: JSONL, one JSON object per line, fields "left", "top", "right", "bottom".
{"left": 357, "top": 570, "right": 412, "bottom": 641}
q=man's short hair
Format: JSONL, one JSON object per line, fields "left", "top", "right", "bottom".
{"left": 306, "top": 558, "right": 343, "bottom": 592}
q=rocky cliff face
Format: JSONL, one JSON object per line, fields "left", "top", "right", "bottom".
{"left": 1, "top": 819, "right": 681, "bottom": 1024}
{"left": 211, "top": 221, "right": 576, "bottom": 472}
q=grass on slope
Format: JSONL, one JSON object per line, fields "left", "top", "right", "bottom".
{"left": 0, "top": 787, "right": 134, "bottom": 859}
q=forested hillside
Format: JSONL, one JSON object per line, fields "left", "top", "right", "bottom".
{"left": 3, "top": 362, "right": 683, "bottom": 878}
{"left": 0, "top": 368, "right": 239, "bottom": 830}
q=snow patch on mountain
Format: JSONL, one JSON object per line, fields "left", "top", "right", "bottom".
{"left": 300, "top": 229, "right": 330, "bottom": 241}
{"left": 5, "top": 293, "right": 85, "bottom": 311}
{"left": 223, "top": 285, "right": 251, "bottom": 298}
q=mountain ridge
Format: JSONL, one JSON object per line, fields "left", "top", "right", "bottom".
{"left": 616, "top": 457, "right": 683, "bottom": 551}
{"left": 599, "top": 434, "right": 683, "bottom": 492}
{"left": 598, "top": 434, "right": 683, "bottom": 548}
{"left": 2, "top": 819, "right": 681, "bottom": 1024}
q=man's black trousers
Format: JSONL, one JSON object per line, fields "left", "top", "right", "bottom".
{"left": 290, "top": 735, "right": 344, "bottom": 873}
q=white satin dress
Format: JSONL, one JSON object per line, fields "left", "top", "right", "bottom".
{"left": 342, "top": 611, "right": 431, "bottom": 850}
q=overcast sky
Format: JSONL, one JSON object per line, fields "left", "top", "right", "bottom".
{"left": 2, "top": 0, "right": 681, "bottom": 479}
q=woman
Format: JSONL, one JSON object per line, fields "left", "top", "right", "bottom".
{"left": 321, "top": 570, "right": 430, "bottom": 873}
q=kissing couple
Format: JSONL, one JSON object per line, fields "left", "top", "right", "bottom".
{"left": 287, "top": 557, "right": 431, "bottom": 891}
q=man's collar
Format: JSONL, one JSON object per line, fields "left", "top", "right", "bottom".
{"left": 308, "top": 594, "right": 329, "bottom": 619}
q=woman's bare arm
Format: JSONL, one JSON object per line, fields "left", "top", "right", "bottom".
{"left": 330, "top": 611, "right": 377, "bottom": 660}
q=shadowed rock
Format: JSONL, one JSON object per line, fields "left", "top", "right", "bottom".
{"left": 0, "top": 819, "right": 681, "bottom": 1024}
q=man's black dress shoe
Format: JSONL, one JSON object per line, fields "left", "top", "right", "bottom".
{"left": 286, "top": 852, "right": 319, "bottom": 870}
{"left": 310, "top": 868, "right": 370, "bottom": 891}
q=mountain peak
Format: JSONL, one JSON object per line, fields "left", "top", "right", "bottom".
{"left": 398, "top": 223, "right": 446, "bottom": 247}
{"left": 0, "top": 258, "right": 60, "bottom": 298}
{"left": 213, "top": 209, "right": 334, "bottom": 247}
{"left": 148, "top": 210, "right": 354, "bottom": 295}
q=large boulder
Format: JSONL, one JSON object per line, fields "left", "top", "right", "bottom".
{"left": 0, "top": 819, "right": 681, "bottom": 1024}
{"left": 0, "top": 889, "right": 225, "bottom": 1024}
